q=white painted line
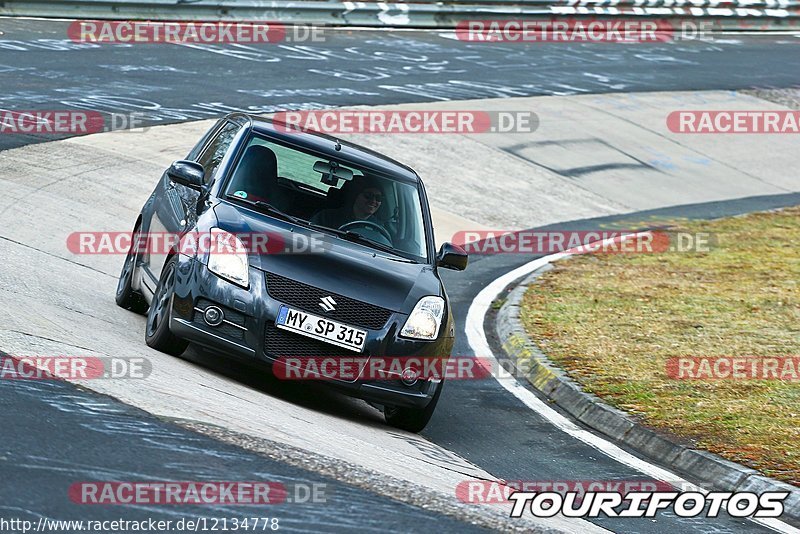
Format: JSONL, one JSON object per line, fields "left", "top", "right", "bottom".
{"left": 465, "top": 232, "right": 799, "bottom": 533}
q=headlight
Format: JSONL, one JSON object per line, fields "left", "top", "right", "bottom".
{"left": 401, "top": 296, "right": 445, "bottom": 340}
{"left": 207, "top": 228, "right": 249, "bottom": 288}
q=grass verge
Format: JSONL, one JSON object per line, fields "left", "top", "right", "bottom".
{"left": 519, "top": 206, "right": 800, "bottom": 485}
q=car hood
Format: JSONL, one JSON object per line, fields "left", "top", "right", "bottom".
{"left": 213, "top": 202, "right": 440, "bottom": 313}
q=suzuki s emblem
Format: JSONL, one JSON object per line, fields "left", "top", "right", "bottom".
{"left": 319, "top": 296, "right": 337, "bottom": 312}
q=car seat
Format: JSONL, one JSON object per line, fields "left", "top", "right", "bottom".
{"left": 229, "top": 145, "right": 290, "bottom": 210}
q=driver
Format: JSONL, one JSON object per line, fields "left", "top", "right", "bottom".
{"left": 311, "top": 175, "right": 385, "bottom": 229}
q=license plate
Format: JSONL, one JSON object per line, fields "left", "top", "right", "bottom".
{"left": 275, "top": 306, "right": 367, "bottom": 353}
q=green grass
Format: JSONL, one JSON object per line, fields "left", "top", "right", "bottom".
{"left": 519, "top": 207, "right": 800, "bottom": 485}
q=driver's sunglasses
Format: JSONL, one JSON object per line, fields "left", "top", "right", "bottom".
{"left": 361, "top": 192, "right": 383, "bottom": 203}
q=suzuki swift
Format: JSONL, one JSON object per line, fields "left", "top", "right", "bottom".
{"left": 115, "top": 113, "right": 468, "bottom": 432}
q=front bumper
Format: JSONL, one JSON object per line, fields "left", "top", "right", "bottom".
{"left": 169, "top": 255, "right": 452, "bottom": 409}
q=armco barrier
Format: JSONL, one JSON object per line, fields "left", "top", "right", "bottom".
{"left": 1, "top": 0, "right": 800, "bottom": 29}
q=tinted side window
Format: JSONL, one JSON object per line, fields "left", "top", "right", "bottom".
{"left": 186, "top": 119, "right": 224, "bottom": 161}
{"left": 197, "top": 122, "right": 240, "bottom": 185}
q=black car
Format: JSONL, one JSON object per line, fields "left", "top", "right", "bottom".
{"left": 115, "top": 113, "right": 468, "bottom": 432}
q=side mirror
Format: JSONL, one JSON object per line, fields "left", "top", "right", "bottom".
{"left": 167, "top": 160, "right": 205, "bottom": 191}
{"left": 436, "top": 242, "right": 469, "bottom": 271}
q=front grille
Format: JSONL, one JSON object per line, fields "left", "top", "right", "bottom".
{"left": 265, "top": 272, "right": 392, "bottom": 330}
{"left": 264, "top": 323, "right": 363, "bottom": 358}
{"left": 265, "top": 324, "right": 368, "bottom": 383}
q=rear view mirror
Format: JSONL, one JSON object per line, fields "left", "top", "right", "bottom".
{"left": 167, "top": 160, "right": 205, "bottom": 191}
{"left": 436, "top": 242, "right": 469, "bottom": 271}
{"left": 314, "top": 160, "right": 354, "bottom": 186}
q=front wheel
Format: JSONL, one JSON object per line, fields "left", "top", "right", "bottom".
{"left": 384, "top": 379, "right": 444, "bottom": 433}
{"left": 145, "top": 256, "right": 188, "bottom": 356}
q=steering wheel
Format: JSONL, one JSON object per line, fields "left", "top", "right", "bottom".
{"left": 338, "top": 220, "right": 393, "bottom": 244}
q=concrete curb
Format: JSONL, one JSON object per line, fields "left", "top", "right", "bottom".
{"left": 495, "top": 263, "right": 800, "bottom": 526}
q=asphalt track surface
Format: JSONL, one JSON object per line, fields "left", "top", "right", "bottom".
{"left": 1, "top": 17, "right": 799, "bottom": 533}
{"left": 2, "top": 18, "right": 800, "bottom": 152}
{"left": 0, "top": 374, "right": 488, "bottom": 533}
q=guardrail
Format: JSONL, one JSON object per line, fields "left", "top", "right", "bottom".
{"left": 2, "top": 0, "right": 799, "bottom": 29}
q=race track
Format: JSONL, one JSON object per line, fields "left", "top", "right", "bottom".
{"left": 1, "top": 18, "right": 799, "bottom": 533}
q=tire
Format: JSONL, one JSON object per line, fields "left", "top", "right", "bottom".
{"left": 115, "top": 224, "right": 148, "bottom": 314}
{"left": 384, "top": 379, "right": 444, "bottom": 433}
{"left": 145, "top": 256, "right": 188, "bottom": 355}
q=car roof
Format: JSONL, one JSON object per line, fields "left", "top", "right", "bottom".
{"left": 229, "top": 113, "right": 421, "bottom": 185}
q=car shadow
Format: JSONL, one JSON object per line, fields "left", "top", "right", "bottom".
{"left": 176, "top": 343, "right": 388, "bottom": 428}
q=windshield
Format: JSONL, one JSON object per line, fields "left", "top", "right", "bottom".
{"left": 223, "top": 133, "right": 429, "bottom": 262}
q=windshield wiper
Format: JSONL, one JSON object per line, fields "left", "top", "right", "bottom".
{"left": 307, "top": 222, "right": 410, "bottom": 259}
{"left": 341, "top": 231, "right": 399, "bottom": 256}
{"left": 226, "top": 201, "right": 415, "bottom": 261}
{"left": 228, "top": 197, "right": 304, "bottom": 226}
